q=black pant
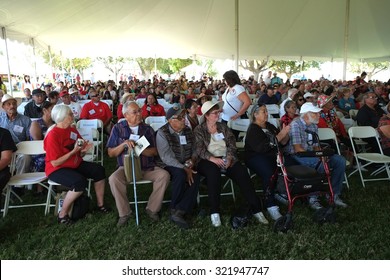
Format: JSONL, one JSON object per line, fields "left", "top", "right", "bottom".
{"left": 197, "top": 159, "right": 262, "bottom": 214}
{"left": 164, "top": 166, "right": 200, "bottom": 214}
{"left": 48, "top": 161, "right": 106, "bottom": 192}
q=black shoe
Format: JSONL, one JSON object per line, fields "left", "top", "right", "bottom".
{"left": 170, "top": 209, "right": 189, "bottom": 229}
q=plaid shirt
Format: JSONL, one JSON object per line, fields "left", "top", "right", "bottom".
{"left": 285, "top": 116, "right": 319, "bottom": 154}
{"left": 106, "top": 121, "right": 156, "bottom": 171}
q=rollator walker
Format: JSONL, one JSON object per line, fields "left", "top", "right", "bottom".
{"left": 270, "top": 131, "right": 336, "bottom": 233}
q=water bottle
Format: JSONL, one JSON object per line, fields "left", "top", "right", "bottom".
{"left": 221, "top": 156, "right": 227, "bottom": 173}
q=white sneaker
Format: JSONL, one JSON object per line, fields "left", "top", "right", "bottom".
{"left": 210, "top": 213, "right": 221, "bottom": 227}
{"left": 309, "top": 197, "right": 323, "bottom": 210}
{"left": 253, "top": 212, "right": 269, "bottom": 224}
{"left": 267, "top": 206, "right": 282, "bottom": 221}
{"left": 334, "top": 195, "right": 348, "bottom": 208}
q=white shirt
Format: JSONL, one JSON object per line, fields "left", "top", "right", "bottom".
{"left": 221, "top": 84, "right": 245, "bottom": 122}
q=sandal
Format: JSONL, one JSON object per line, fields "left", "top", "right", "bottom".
{"left": 57, "top": 215, "right": 73, "bottom": 225}
{"left": 97, "top": 205, "right": 111, "bottom": 214}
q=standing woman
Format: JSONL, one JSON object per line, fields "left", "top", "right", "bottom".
{"left": 220, "top": 70, "right": 251, "bottom": 137}
{"left": 245, "top": 103, "right": 290, "bottom": 220}
{"left": 22, "top": 75, "right": 34, "bottom": 92}
{"left": 194, "top": 101, "right": 268, "bottom": 227}
{"left": 44, "top": 104, "right": 110, "bottom": 224}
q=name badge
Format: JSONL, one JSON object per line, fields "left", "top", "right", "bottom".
{"left": 179, "top": 135, "right": 187, "bottom": 145}
{"left": 147, "top": 106, "right": 151, "bottom": 111}
{"left": 129, "top": 134, "right": 140, "bottom": 141}
{"left": 70, "top": 132, "right": 78, "bottom": 140}
{"left": 89, "top": 109, "right": 96, "bottom": 115}
{"left": 13, "top": 125, "right": 23, "bottom": 133}
{"left": 307, "top": 133, "right": 313, "bottom": 141}
{"left": 214, "top": 133, "right": 225, "bottom": 141}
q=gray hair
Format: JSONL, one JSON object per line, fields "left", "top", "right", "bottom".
{"left": 122, "top": 100, "right": 139, "bottom": 116}
{"left": 51, "top": 104, "right": 72, "bottom": 123}
{"left": 287, "top": 88, "right": 298, "bottom": 98}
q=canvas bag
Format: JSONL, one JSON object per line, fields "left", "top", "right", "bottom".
{"left": 123, "top": 150, "right": 143, "bottom": 183}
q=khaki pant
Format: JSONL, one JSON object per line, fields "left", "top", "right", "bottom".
{"left": 109, "top": 166, "right": 170, "bottom": 217}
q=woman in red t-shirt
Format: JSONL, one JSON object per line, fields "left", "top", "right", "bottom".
{"left": 44, "top": 104, "right": 110, "bottom": 225}
{"left": 141, "top": 93, "right": 166, "bottom": 119}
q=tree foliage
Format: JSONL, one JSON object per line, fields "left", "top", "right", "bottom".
{"left": 348, "top": 62, "right": 389, "bottom": 80}
{"left": 96, "top": 56, "right": 126, "bottom": 82}
{"left": 239, "top": 59, "right": 274, "bottom": 81}
{"left": 271, "top": 60, "right": 321, "bottom": 79}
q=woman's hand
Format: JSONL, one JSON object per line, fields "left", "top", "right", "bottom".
{"left": 231, "top": 114, "right": 240, "bottom": 121}
{"left": 80, "top": 140, "right": 94, "bottom": 153}
{"left": 209, "top": 157, "right": 225, "bottom": 168}
{"left": 225, "top": 157, "right": 232, "bottom": 169}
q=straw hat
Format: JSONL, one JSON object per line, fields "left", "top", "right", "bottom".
{"left": 200, "top": 100, "right": 224, "bottom": 123}
{"left": 1, "top": 94, "right": 17, "bottom": 105}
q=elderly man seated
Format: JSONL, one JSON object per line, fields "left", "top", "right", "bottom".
{"left": 284, "top": 102, "right": 348, "bottom": 210}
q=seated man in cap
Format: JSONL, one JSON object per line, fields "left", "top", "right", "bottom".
{"left": 60, "top": 90, "right": 82, "bottom": 121}
{"left": 156, "top": 105, "right": 200, "bottom": 229}
{"left": 107, "top": 101, "right": 170, "bottom": 226}
{"left": 80, "top": 87, "right": 113, "bottom": 135}
{"left": 284, "top": 102, "right": 348, "bottom": 210}
{"left": 24, "top": 89, "right": 46, "bottom": 118}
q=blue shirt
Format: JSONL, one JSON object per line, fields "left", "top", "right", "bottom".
{"left": 285, "top": 117, "right": 319, "bottom": 154}
{"left": 106, "top": 121, "right": 156, "bottom": 170}
{"left": 0, "top": 112, "right": 31, "bottom": 144}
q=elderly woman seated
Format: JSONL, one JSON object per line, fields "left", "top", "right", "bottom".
{"left": 244, "top": 103, "right": 290, "bottom": 220}
{"left": 44, "top": 104, "right": 110, "bottom": 225}
{"left": 193, "top": 101, "right": 268, "bottom": 227}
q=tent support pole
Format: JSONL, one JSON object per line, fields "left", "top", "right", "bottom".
{"left": 234, "top": 0, "right": 239, "bottom": 73}
{"left": 343, "top": 0, "right": 350, "bottom": 81}
{"left": 1, "top": 27, "right": 13, "bottom": 96}
{"left": 30, "top": 38, "right": 38, "bottom": 85}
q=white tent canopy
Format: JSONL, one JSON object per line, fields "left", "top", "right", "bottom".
{"left": 1, "top": 0, "right": 390, "bottom": 62}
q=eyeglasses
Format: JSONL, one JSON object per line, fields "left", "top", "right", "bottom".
{"left": 129, "top": 109, "right": 142, "bottom": 115}
{"left": 209, "top": 110, "right": 221, "bottom": 115}
{"left": 367, "top": 96, "right": 378, "bottom": 99}
{"left": 298, "top": 98, "right": 304, "bottom": 101}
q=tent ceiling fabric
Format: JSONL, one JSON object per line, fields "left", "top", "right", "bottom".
{"left": 1, "top": 0, "right": 389, "bottom": 61}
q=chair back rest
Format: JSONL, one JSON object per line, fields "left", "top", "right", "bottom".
{"left": 16, "top": 140, "right": 45, "bottom": 155}
{"left": 77, "top": 127, "right": 95, "bottom": 142}
{"left": 150, "top": 122, "right": 165, "bottom": 131}
{"left": 136, "top": 98, "right": 146, "bottom": 107}
{"left": 348, "top": 126, "right": 377, "bottom": 139}
{"left": 17, "top": 102, "right": 29, "bottom": 115}
{"left": 144, "top": 116, "right": 167, "bottom": 125}
{"left": 318, "top": 127, "right": 341, "bottom": 154}
{"left": 77, "top": 119, "right": 103, "bottom": 129}
{"left": 349, "top": 109, "right": 358, "bottom": 119}
{"left": 101, "top": 99, "right": 113, "bottom": 111}
{"left": 268, "top": 118, "right": 280, "bottom": 129}
{"left": 228, "top": 119, "right": 250, "bottom": 132}
{"left": 266, "top": 104, "right": 279, "bottom": 115}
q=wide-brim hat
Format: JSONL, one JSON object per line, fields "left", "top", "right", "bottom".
{"left": 300, "top": 102, "right": 321, "bottom": 114}
{"left": 1, "top": 93, "right": 17, "bottom": 105}
{"left": 200, "top": 100, "right": 224, "bottom": 124}
{"left": 317, "top": 94, "right": 333, "bottom": 108}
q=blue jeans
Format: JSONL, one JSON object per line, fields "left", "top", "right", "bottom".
{"left": 245, "top": 153, "right": 277, "bottom": 208}
{"left": 291, "top": 154, "right": 346, "bottom": 195}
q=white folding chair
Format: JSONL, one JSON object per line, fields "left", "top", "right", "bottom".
{"left": 144, "top": 116, "right": 167, "bottom": 126}
{"left": 197, "top": 174, "right": 236, "bottom": 204}
{"left": 16, "top": 101, "right": 29, "bottom": 115}
{"left": 150, "top": 122, "right": 165, "bottom": 131}
{"left": 318, "top": 128, "right": 350, "bottom": 188}
{"left": 266, "top": 104, "right": 280, "bottom": 117}
{"left": 228, "top": 119, "right": 250, "bottom": 149}
{"left": 2, "top": 141, "right": 52, "bottom": 217}
{"left": 101, "top": 99, "right": 113, "bottom": 112}
{"left": 77, "top": 119, "right": 104, "bottom": 164}
{"left": 348, "top": 126, "right": 390, "bottom": 187}
{"left": 76, "top": 127, "right": 99, "bottom": 163}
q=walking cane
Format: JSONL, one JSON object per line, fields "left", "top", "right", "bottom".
{"left": 130, "top": 149, "right": 140, "bottom": 226}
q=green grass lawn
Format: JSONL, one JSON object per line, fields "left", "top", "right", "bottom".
{"left": 1, "top": 152, "right": 390, "bottom": 260}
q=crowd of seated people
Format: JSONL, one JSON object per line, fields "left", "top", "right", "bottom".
{"left": 2, "top": 70, "right": 390, "bottom": 229}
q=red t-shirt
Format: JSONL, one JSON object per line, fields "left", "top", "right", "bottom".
{"left": 80, "top": 101, "right": 113, "bottom": 124}
{"left": 44, "top": 126, "right": 83, "bottom": 176}
{"left": 141, "top": 104, "right": 166, "bottom": 119}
